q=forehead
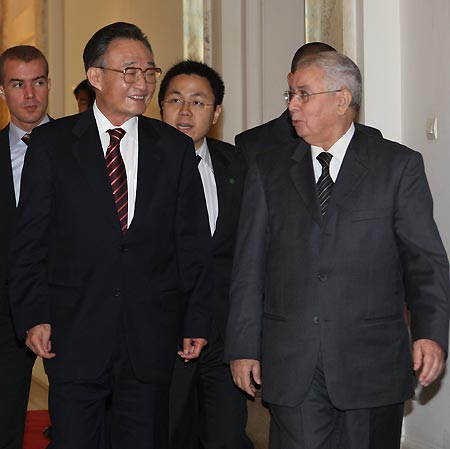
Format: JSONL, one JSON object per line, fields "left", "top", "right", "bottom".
{"left": 290, "top": 65, "right": 325, "bottom": 89}
{"left": 2, "top": 58, "right": 47, "bottom": 81}
{"left": 167, "top": 74, "right": 213, "bottom": 96}
{"left": 102, "top": 38, "right": 154, "bottom": 65}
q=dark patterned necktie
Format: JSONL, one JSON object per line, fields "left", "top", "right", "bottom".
{"left": 316, "top": 151, "right": 334, "bottom": 216}
{"left": 21, "top": 133, "right": 31, "bottom": 145}
{"left": 105, "top": 128, "right": 127, "bottom": 233}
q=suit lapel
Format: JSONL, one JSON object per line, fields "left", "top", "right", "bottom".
{"left": 208, "top": 141, "right": 233, "bottom": 243}
{"left": 129, "top": 116, "right": 163, "bottom": 233}
{"left": 70, "top": 111, "right": 121, "bottom": 232}
{"left": 289, "top": 139, "right": 322, "bottom": 224}
{"left": 326, "top": 130, "right": 369, "bottom": 215}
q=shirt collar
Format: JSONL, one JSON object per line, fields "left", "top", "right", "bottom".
{"left": 196, "top": 138, "right": 213, "bottom": 170}
{"left": 311, "top": 122, "right": 355, "bottom": 162}
{"left": 9, "top": 114, "right": 50, "bottom": 146}
{"left": 93, "top": 101, "right": 138, "bottom": 136}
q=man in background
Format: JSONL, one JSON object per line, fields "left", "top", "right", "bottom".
{"left": 9, "top": 23, "right": 211, "bottom": 449}
{"left": 236, "top": 42, "right": 381, "bottom": 163}
{"left": 159, "top": 60, "right": 252, "bottom": 449}
{"left": 0, "top": 45, "right": 51, "bottom": 449}
{"left": 73, "top": 78, "right": 95, "bottom": 112}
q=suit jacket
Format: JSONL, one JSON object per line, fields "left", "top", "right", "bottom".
{"left": 9, "top": 110, "right": 213, "bottom": 383}
{"left": 235, "top": 109, "right": 382, "bottom": 163}
{"left": 207, "top": 138, "right": 246, "bottom": 337}
{"left": 225, "top": 128, "right": 449, "bottom": 410}
{"left": 0, "top": 125, "right": 16, "bottom": 317}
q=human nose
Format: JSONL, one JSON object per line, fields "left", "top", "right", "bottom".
{"left": 133, "top": 72, "right": 148, "bottom": 89}
{"left": 288, "top": 95, "right": 300, "bottom": 113}
{"left": 179, "top": 100, "right": 192, "bottom": 115}
{"left": 24, "top": 84, "right": 35, "bottom": 99}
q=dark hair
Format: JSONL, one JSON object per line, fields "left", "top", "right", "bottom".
{"left": 158, "top": 60, "right": 225, "bottom": 109}
{"left": 0, "top": 45, "right": 49, "bottom": 82}
{"left": 83, "top": 22, "right": 153, "bottom": 72}
{"left": 73, "top": 79, "right": 96, "bottom": 106}
{"left": 290, "top": 42, "right": 336, "bottom": 73}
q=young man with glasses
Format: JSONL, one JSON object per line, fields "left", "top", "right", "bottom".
{"left": 159, "top": 60, "right": 252, "bottom": 449}
{"left": 9, "top": 23, "right": 212, "bottom": 449}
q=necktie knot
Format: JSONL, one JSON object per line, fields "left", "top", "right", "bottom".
{"left": 22, "top": 133, "right": 31, "bottom": 146}
{"left": 107, "top": 128, "right": 126, "bottom": 144}
{"left": 316, "top": 151, "right": 332, "bottom": 168}
{"left": 196, "top": 154, "right": 202, "bottom": 165}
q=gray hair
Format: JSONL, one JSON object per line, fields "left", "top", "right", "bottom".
{"left": 295, "top": 51, "right": 362, "bottom": 111}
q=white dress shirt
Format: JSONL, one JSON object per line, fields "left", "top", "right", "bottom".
{"left": 9, "top": 115, "right": 50, "bottom": 205}
{"left": 93, "top": 102, "right": 138, "bottom": 226}
{"left": 196, "top": 138, "right": 218, "bottom": 236}
{"left": 311, "top": 122, "right": 355, "bottom": 182}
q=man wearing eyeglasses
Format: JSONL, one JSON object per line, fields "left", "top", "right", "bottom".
{"left": 9, "top": 22, "right": 212, "bottom": 449}
{"left": 235, "top": 42, "right": 381, "bottom": 164}
{"left": 158, "top": 60, "right": 252, "bottom": 449}
{"left": 225, "top": 51, "right": 449, "bottom": 449}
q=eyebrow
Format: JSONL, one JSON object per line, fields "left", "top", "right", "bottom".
{"left": 8, "top": 75, "right": 47, "bottom": 84}
{"left": 167, "top": 89, "right": 208, "bottom": 98}
{"left": 123, "top": 61, "right": 156, "bottom": 68}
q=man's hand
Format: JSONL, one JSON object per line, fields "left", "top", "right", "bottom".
{"left": 413, "top": 338, "right": 445, "bottom": 387}
{"left": 177, "top": 337, "right": 207, "bottom": 362}
{"left": 230, "top": 359, "right": 261, "bottom": 397}
{"left": 25, "top": 323, "right": 56, "bottom": 359}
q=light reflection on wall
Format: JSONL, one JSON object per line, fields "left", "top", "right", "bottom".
{"left": 0, "top": 0, "right": 46, "bottom": 129}
{"left": 304, "top": 0, "right": 343, "bottom": 52}
{"left": 183, "top": 0, "right": 204, "bottom": 61}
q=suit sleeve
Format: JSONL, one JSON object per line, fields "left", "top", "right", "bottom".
{"left": 9, "top": 133, "right": 53, "bottom": 338}
{"left": 176, "top": 139, "right": 213, "bottom": 339}
{"left": 394, "top": 150, "right": 450, "bottom": 353}
{"left": 235, "top": 133, "right": 251, "bottom": 166}
{"left": 224, "top": 160, "right": 269, "bottom": 361}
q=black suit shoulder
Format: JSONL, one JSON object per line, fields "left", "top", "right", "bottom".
{"left": 235, "top": 110, "right": 297, "bottom": 163}
{"left": 354, "top": 122, "right": 383, "bottom": 137}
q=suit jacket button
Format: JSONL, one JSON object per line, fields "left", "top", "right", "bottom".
{"left": 313, "top": 316, "right": 320, "bottom": 324}
{"left": 115, "top": 288, "right": 121, "bottom": 297}
{"left": 317, "top": 273, "right": 328, "bottom": 282}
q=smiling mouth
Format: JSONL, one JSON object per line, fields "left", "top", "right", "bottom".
{"left": 129, "top": 95, "right": 146, "bottom": 101}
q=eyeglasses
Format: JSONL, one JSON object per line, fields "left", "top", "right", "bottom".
{"left": 284, "top": 89, "right": 342, "bottom": 104}
{"left": 97, "top": 66, "right": 162, "bottom": 84}
{"left": 161, "top": 98, "right": 215, "bottom": 110}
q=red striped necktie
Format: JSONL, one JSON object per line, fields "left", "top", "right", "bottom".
{"left": 105, "top": 128, "right": 128, "bottom": 233}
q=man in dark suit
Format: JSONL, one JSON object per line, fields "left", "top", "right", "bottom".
{"left": 9, "top": 23, "right": 212, "bottom": 449}
{"left": 235, "top": 42, "right": 381, "bottom": 163}
{"left": 225, "top": 51, "right": 449, "bottom": 449}
{"left": 159, "top": 60, "right": 252, "bottom": 449}
{"left": 0, "top": 45, "right": 51, "bottom": 449}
